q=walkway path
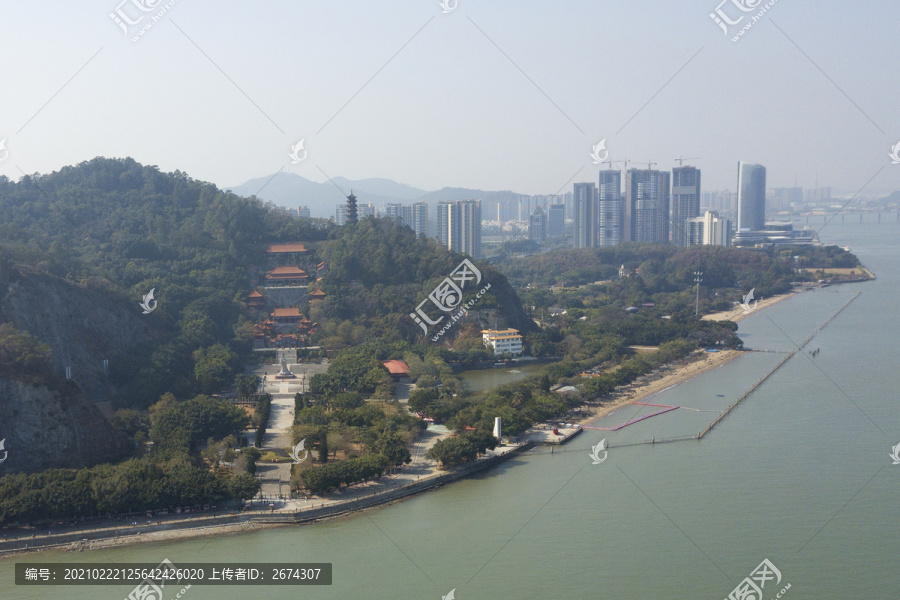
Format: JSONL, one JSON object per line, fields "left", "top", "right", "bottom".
{"left": 0, "top": 440, "right": 529, "bottom": 555}
{"left": 252, "top": 351, "right": 328, "bottom": 500}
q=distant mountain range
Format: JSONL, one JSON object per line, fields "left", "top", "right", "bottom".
{"left": 229, "top": 172, "right": 524, "bottom": 219}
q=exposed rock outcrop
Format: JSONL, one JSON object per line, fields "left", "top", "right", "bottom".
{"left": 0, "top": 268, "right": 150, "bottom": 472}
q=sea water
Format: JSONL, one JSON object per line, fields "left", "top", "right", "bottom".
{"left": 2, "top": 215, "right": 898, "bottom": 599}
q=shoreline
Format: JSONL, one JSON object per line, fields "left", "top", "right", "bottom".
{"left": 700, "top": 291, "right": 797, "bottom": 323}
{"left": 573, "top": 287, "right": 826, "bottom": 427}
{"left": 571, "top": 348, "right": 744, "bottom": 428}
{"left": 0, "top": 444, "right": 533, "bottom": 560}
{"left": 0, "top": 285, "right": 812, "bottom": 560}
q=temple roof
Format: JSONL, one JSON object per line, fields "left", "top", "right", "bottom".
{"left": 267, "top": 243, "right": 308, "bottom": 253}
{"left": 382, "top": 360, "right": 410, "bottom": 375}
{"left": 266, "top": 266, "right": 308, "bottom": 279}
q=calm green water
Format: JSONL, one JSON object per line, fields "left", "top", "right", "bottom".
{"left": 3, "top": 217, "right": 899, "bottom": 599}
{"left": 457, "top": 363, "right": 546, "bottom": 391}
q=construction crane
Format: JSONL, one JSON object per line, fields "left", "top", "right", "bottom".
{"left": 605, "top": 158, "right": 630, "bottom": 171}
{"left": 630, "top": 161, "right": 658, "bottom": 170}
{"left": 674, "top": 156, "right": 700, "bottom": 167}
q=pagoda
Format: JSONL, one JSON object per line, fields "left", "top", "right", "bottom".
{"left": 346, "top": 190, "right": 358, "bottom": 224}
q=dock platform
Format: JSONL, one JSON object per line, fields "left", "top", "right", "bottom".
{"left": 524, "top": 424, "right": 584, "bottom": 445}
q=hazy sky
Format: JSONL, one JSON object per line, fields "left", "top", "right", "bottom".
{"left": 1, "top": 1, "right": 898, "bottom": 199}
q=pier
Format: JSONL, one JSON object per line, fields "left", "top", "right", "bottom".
{"left": 698, "top": 350, "right": 795, "bottom": 439}
{"left": 699, "top": 290, "right": 862, "bottom": 439}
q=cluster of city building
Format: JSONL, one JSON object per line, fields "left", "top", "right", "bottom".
{"left": 565, "top": 161, "right": 815, "bottom": 249}
{"left": 288, "top": 161, "right": 820, "bottom": 259}
{"left": 335, "top": 192, "right": 484, "bottom": 258}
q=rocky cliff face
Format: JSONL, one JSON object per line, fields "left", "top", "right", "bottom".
{"left": 0, "top": 269, "right": 151, "bottom": 472}
{"left": 2, "top": 269, "right": 153, "bottom": 402}
{"left": 0, "top": 379, "right": 129, "bottom": 472}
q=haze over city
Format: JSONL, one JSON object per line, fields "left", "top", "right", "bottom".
{"left": 1, "top": 3, "right": 900, "bottom": 599}
{"left": 1, "top": 1, "right": 899, "bottom": 197}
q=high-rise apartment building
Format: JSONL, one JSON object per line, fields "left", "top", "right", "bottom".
{"left": 563, "top": 191, "right": 574, "bottom": 219}
{"left": 528, "top": 206, "right": 547, "bottom": 241}
{"left": 358, "top": 203, "right": 377, "bottom": 219}
{"left": 403, "top": 202, "right": 428, "bottom": 237}
{"left": 736, "top": 162, "right": 766, "bottom": 232}
{"left": 701, "top": 190, "right": 736, "bottom": 214}
{"left": 547, "top": 204, "right": 565, "bottom": 237}
{"left": 671, "top": 166, "right": 701, "bottom": 246}
{"left": 573, "top": 182, "right": 597, "bottom": 248}
{"left": 517, "top": 196, "right": 532, "bottom": 221}
{"left": 598, "top": 169, "right": 623, "bottom": 246}
{"left": 296, "top": 206, "right": 311, "bottom": 219}
{"left": 385, "top": 203, "right": 403, "bottom": 222}
{"left": 437, "top": 199, "right": 482, "bottom": 258}
{"left": 625, "top": 169, "right": 670, "bottom": 244}
{"left": 496, "top": 200, "right": 516, "bottom": 222}
{"left": 387, "top": 202, "right": 427, "bottom": 237}
{"left": 687, "top": 211, "right": 732, "bottom": 246}
{"left": 335, "top": 203, "right": 347, "bottom": 226}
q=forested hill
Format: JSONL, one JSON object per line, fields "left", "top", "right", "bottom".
{"left": 0, "top": 156, "right": 326, "bottom": 282}
{"left": 0, "top": 158, "right": 534, "bottom": 472}
{"left": 314, "top": 217, "right": 535, "bottom": 344}
{"left": 0, "top": 157, "right": 334, "bottom": 408}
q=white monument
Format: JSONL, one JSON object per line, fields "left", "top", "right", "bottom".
{"left": 492, "top": 417, "right": 502, "bottom": 440}
{"left": 275, "top": 355, "right": 296, "bottom": 379}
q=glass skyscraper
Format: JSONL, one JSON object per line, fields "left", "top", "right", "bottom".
{"left": 737, "top": 162, "right": 766, "bottom": 232}
{"left": 598, "top": 169, "right": 623, "bottom": 246}
{"left": 573, "top": 182, "right": 597, "bottom": 248}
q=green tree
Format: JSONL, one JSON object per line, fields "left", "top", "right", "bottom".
{"left": 225, "top": 472, "right": 261, "bottom": 500}
{"left": 193, "top": 344, "right": 239, "bottom": 394}
{"left": 318, "top": 430, "right": 328, "bottom": 464}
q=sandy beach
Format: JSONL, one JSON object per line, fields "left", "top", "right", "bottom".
{"left": 571, "top": 291, "right": 806, "bottom": 426}
{"left": 701, "top": 292, "right": 796, "bottom": 323}
{"left": 572, "top": 348, "right": 743, "bottom": 427}
{"left": 1, "top": 351, "right": 751, "bottom": 558}
{"left": 1, "top": 289, "right": 805, "bottom": 558}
